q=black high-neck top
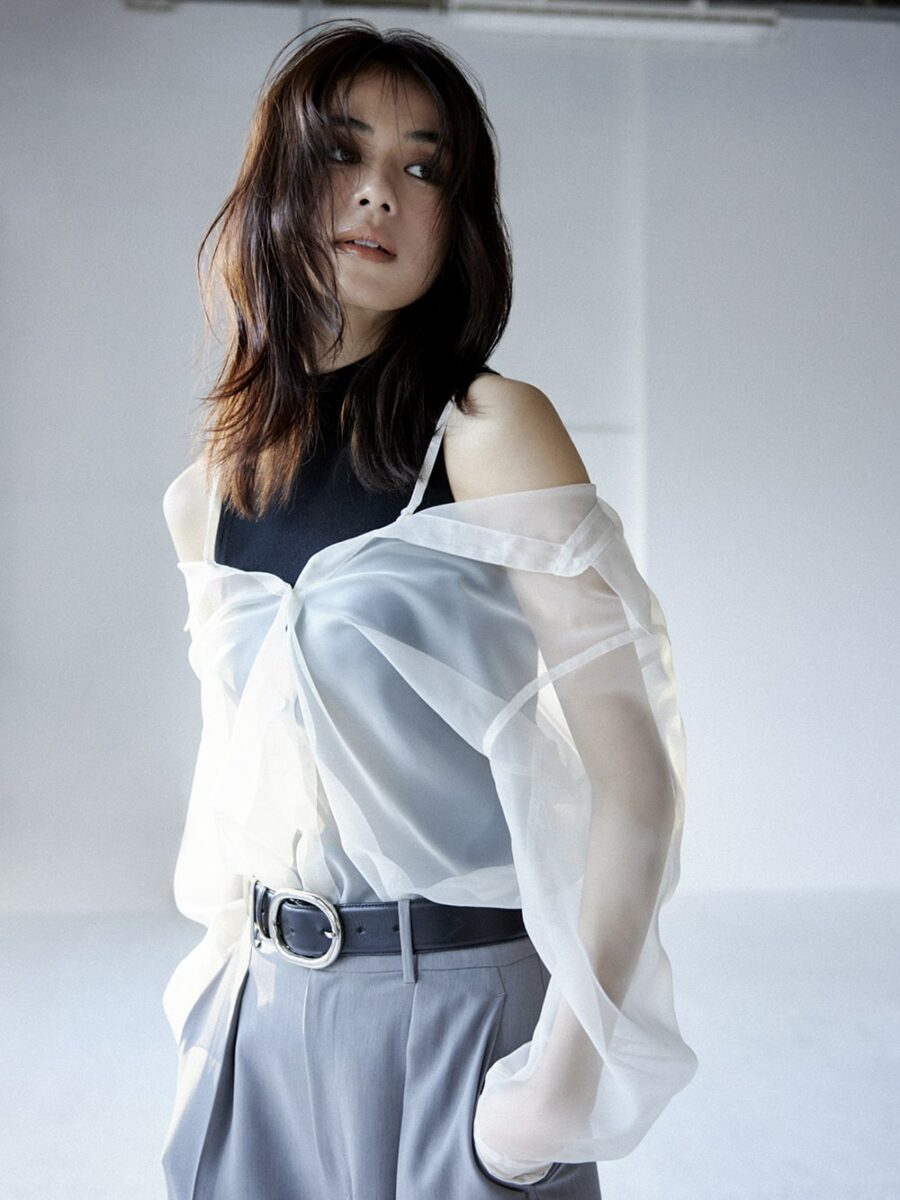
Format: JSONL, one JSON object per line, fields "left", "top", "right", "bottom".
{"left": 215, "top": 357, "right": 499, "bottom": 585}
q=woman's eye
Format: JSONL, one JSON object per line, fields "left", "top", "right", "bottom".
{"left": 327, "top": 145, "right": 441, "bottom": 184}
{"left": 328, "top": 144, "right": 357, "bottom": 164}
{"left": 408, "top": 161, "right": 441, "bottom": 183}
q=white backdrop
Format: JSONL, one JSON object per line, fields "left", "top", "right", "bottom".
{"left": 1, "top": 0, "right": 898, "bottom": 911}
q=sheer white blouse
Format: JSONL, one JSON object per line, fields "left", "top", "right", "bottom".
{"left": 162, "top": 397, "right": 698, "bottom": 1186}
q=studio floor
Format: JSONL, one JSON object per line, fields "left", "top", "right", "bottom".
{"left": 1, "top": 889, "right": 897, "bottom": 1200}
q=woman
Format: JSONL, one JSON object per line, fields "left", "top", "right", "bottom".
{"left": 161, "top": 19, "right": 697, "bottom": 1200}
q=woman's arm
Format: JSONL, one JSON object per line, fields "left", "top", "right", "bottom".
{"left": 163, "top": 458, "right": 214, "bottom": 564}
{"left": 445, "top": 374, "right": 590, "bottom": 500}
{"left": 445, "top": 377, "right": 680, "bottom": 1181}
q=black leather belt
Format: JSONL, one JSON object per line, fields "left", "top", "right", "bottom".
{"left": 246, "top": 876, "right": 528, "bottom": 969}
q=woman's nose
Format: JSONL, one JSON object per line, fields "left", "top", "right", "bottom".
{"left": 352, "top": 165, "right": 397, "bottom": 211}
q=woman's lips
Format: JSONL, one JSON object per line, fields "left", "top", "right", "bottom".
{"left": 335, "top": 241, "right": 396, "bottom": 263}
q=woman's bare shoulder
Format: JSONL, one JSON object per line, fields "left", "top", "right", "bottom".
{"left": 162, "top": 458, "right": 213, "bottom": 564}
{"left": 444, "top": 372, "right": 589, "bottom": 501}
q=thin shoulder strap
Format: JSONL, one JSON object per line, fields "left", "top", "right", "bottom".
{"left": 399, "top": 399, "right": 455, "bottom": 518}
{"left": 202, "top": 462, "right": 221, "bottom": 562}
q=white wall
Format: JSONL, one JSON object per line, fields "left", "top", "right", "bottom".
{"left": 1, "top": 0, "right": 897, "bottom": 912}
{"left": 642, "top": 24, "right": 900, "bottom": 891}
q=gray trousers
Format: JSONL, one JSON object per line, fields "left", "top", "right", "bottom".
{"left": 162, "top": 907, "right": 603, "bottom": 1199}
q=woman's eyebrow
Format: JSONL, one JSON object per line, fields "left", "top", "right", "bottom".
{"left": 327, "top": 113, "right": 439, "bottom": 146}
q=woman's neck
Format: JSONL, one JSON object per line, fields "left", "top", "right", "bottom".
{"left": 313, "top": 310, "right": 387, "bottom": 374}
{"left": 314, "top": 347, "right": 373, "bottom": 375}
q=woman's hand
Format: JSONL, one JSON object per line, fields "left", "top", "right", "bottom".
{"left": 472, "top": 1078, "right": 559, "bottom": 1186}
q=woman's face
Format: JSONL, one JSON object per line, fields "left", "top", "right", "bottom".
{"left": 324, "top": 69, "right": 449, "bottom": 339}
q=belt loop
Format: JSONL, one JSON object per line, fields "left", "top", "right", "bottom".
{"left": 254, "top": 880, "right": 269, "bottom": 940}
{"left": 398, "top": 897, "right": 417, "bottom": 983}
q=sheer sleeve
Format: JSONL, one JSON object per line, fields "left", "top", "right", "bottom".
{"left": 469, "top": 522, "right": 696, "bottom": 1181}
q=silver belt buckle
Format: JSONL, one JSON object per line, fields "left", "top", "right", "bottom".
{"left": 247, "top": 875, "right": 344, "bottom": 969}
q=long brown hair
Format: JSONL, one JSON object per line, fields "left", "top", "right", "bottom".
{"left": 193, "top": 19, "right": 513, "bottom": 519}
